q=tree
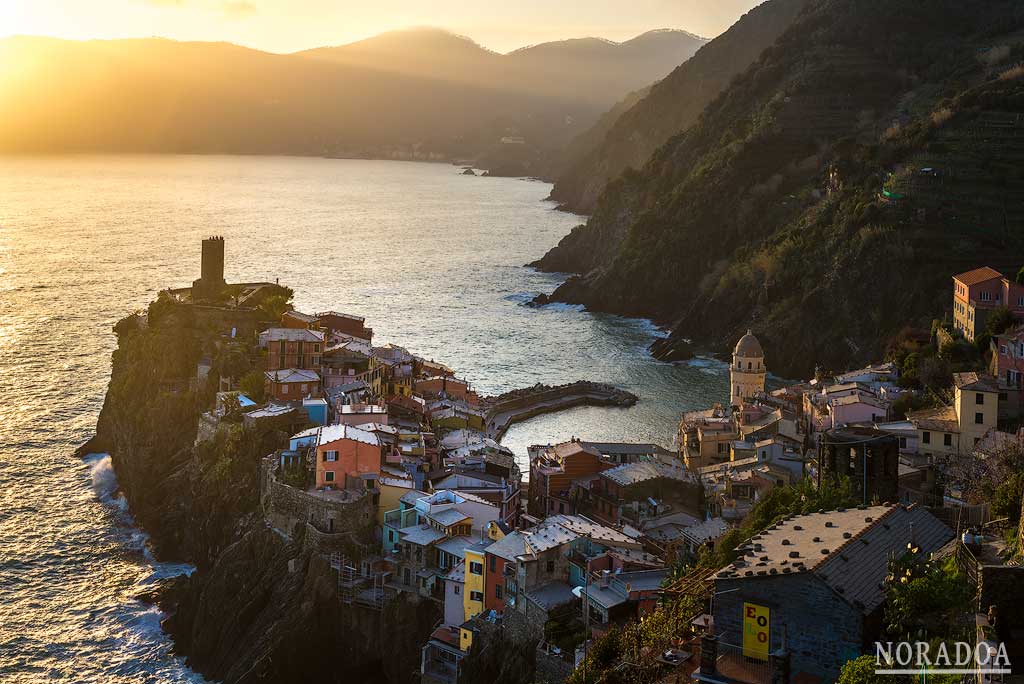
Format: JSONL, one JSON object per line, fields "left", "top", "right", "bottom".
{"left": 986, "top": 306, "right": 1017, "bottom": 337}
{"left": 258, "top": 294, "right": 290, "bottom": 322}
{"left": 238, "top": 370, "right": 266, "bottom": 403}
{"left": 837, "top": 655, "right": 902, "bottom": 684}
{"left": 1016, "top": 265, "right": 1024, "bottom": 285}
{"left": 216, "top": 347, "right": 250, "bottom": 381}
{"left": 918, "top": 356, "right": 952, "bottom": 394}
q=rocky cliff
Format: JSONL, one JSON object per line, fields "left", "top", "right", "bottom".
{"left": 534, "top": 0, "right": 1024, "bottom": 377}
{"left": 86, "top": 296, "right": 439, "bottom": 683}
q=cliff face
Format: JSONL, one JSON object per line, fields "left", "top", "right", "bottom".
{"left": 163, "top": 525, "right": 439, "bottom": 684}
{"left": 91, "top": 298, "right": 439, "bottom": 683}
{"left": 535, "top": 0, "right": 1024, "bottom": 377}
{"left": 547, "top": 0, "right": 809, "bottom": 215}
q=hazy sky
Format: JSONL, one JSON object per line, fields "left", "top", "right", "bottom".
{"left": 0, "top": 0, "right": 765, "bottom": 53}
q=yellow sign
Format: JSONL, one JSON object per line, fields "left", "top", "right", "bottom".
{"left": 742, "top": 602, "right": 770, "bottom": 661}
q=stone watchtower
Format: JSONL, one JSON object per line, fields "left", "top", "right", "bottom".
{"left": 192, "top": 236, "right": 227, "bottom": 302}
{"left": 730, "top": 329, "right": 766, "bottom": 406}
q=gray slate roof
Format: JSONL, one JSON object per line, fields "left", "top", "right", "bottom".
{"left": 716, "top": 504, "right": 953, "bottom": 614}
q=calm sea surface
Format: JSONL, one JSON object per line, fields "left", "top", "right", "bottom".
{"left": 0, "top": 155, "right": 727, "bottom": 682}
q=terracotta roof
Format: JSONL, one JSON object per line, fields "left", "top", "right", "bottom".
{"left": 601, "top": 461, "right": 693, "bottom": 486}
{"left": 953, "top": 372, "right": 1000, "bottom": 393}
{"left": 260, "top": 327, "right": 325, "bottom": 343}
{"left": 953, "top": 266, "right": 1003, "bottom": 286}
{"left": 907, "top": 405, "right": 959, "bottom": 432}
{"left": 265, "top": 368, "right": 320, "bottom": 384}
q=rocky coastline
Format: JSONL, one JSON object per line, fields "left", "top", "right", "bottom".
{"left": 81, "top": 295, "right": 641, "bottom": 684}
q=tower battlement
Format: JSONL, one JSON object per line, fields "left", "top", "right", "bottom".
{"left": 193, "top": 236, "right": 228, "bottom": 301}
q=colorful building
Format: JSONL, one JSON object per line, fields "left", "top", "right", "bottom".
{"left": 991, "top": 325, "right": 1024, "bottom": 421}
{"left": 311, "top": 424, "right": 383, "bottom": 490}
{"left": 264, "top": 368, "right": 321, "bottom": 401}
{"left": 259, "top": 327, "right": 325, "bottom": 371}
{"left": 462, "top": 542, "right": 488, "bottom": 622}
{"left": 315, "top": 311, "right": 373, "bottom": 341}
{"left": 527, "top": 440, "right": 611, "bottom": 517}
{"left": 952, "top": 266, "right": 1024, "bottom": 342}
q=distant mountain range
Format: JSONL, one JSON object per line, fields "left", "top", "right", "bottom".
{"left": 0, "top": 28, "right": 705, "bottom": 161}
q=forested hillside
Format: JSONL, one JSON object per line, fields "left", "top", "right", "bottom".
{"left": 534, "top": 0, "right": 1024, "bottom": 377}
{"left": 548, "top": 0, "right": 807, "bottom": 213}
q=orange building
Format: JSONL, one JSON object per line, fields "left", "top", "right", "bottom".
{"left": 260, "top": 327, "right": 325, "bottom": 371}
{"left": 314, "top": 424, "right": 384, "bottom": 490}
{"left": 264, "top": 368, "right": 321, "bottom": 401}
{"left": 952, "top": 267, "right": 1024, "bottom": 343}
{"left": 528, "top": 440, "right": 613, "bottom": 517}
{"left": 414, "top": 376, "right": 472, "bottom": 401}
{"left": 315, "top": 311, "right": 373, "bottom": 341}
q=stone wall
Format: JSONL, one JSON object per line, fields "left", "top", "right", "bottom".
{"left": 978, "top": 564, "right": 1024, "bottom": 635}
{"left": 261, "top": 456, "right": 373, "bottom": 547}
{"left": 714, "top": 574, "right": 864, "bottom": 682}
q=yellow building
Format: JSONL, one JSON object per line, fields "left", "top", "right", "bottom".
{"left": 462, "top": 544, "right": 487, "bottom": 623}
{"left": 459, "top": 625, "right": 476, "bottom": 652}
{"left": 678, "top": 405, "right": 738, "bottom": 470}
{"left": 485, "top": 520, "right": 507, "bottom": 542}
{"left": 908, "top": 372, "right": 999, "bottom": 456}
{"left": 375, "top": 476, "right": 418, "bottom": 527}
{"left": 730, "top": 330, "right": 767, "bottom": 406}
{"left": 953, "top": 372, "right": 1000, "bottom": 448}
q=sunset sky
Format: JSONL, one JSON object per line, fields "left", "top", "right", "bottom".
{"left": 0, "top": 0, "right": 764, "bottom": 53}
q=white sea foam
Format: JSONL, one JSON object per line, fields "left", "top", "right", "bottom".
{"left": 87, "top": 453, "right": 118, "bottom": 502}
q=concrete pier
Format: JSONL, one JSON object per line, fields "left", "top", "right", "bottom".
{"left": 482, "top": 381, "right": 638, "bottom": 441}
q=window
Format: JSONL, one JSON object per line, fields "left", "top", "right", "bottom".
{"left": 922, "top": 431, "right": 931, "bottom": 444}
{"left": 281, "top": 384, "right": 288, "bottom": 395}
{"left": 899, "top": 437, "right": 907, "bottom": 449}
{"left": 558, "top": 503, "right": 565, "bottom": 514}
{"left": 470, "top": 591, "right": 483, "bottom": 602}
{"left": 546, "top": 560, "right": 555, "bottom": 573}
{"left": 943, "top": 434, "right": 952, "bottom": 447}
{"left": 495, "top": 585, "right": 503, "bottom": 599}
{"left": 389, "top": 530, "right": 396, "bottom": 542}
{"left": 747, "top": 361, "right": 752, "bottom": 370}
{"left": 469, "top": 562, "right": 483, "bottom": 575}
{"left": 975, "top": 412, "right": 984, "bottom": 425}
{"left": 453, "top": 584, "right": 460, "bottom": 595}
{"left": 489, "top": 555, "right": 496, "bottom": 573}
{"left": 325, "top": 471, "right": 335, "bottom": 482}
{"left": 325, "top": 450, "right": 338, "bottom": 462}
{"left": 976, "top": 392, "right": 985, "bottom": 405}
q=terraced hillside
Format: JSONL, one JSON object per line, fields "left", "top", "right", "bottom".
{"left": 533, "top": 0, "right": 1024, "bottom": 377}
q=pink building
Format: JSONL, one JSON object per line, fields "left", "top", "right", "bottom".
{"left": 952, "top": 267, "right": 1024, "bottom": 342}
{"left": 991, "top": 325, "right": 1024, "bottom": 421}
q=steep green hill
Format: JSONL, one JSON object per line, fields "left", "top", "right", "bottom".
{"left": 548, "top": 0, "right": 808, "bottom": 214}
{"left": 534, "top": 0, "right": 1024, "bottom": 377}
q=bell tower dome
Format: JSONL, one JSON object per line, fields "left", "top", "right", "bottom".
{"left": 730, "top": 329, "right": 766, "bottom": 406}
